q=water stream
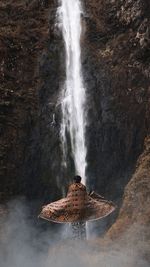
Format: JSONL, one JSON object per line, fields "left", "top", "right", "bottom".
{"left": 58, "top": 0, "right": 87, "bottom": 184}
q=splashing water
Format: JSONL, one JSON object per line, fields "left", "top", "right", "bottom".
{"left": 58, "top": 0, "right": 87, "bottom": 184}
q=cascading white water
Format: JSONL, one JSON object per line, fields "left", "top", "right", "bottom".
{"left": 58, "top": 0, "right": 87, "bottom": 184}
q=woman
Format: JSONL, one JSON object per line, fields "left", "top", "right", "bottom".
{"left": 39, "top": 175, "right": 116, "bottom": 239}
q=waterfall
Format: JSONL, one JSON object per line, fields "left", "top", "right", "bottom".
{"left": 58, "top": 0, "right": 87, "bottom": 184}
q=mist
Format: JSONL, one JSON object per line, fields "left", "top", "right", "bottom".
{"left": 0, "top": 199, "right": 149, "bottom": 267}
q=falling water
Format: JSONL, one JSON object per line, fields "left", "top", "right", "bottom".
{"left": 58, "top": 0, "right": 87, "bottom": 184}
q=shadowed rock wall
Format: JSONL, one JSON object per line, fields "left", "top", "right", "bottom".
{"left": 0, "top": 0, "right": 66, "bottom": 203}
{"left": 82, "top": 0, "right": 150, "bottom": 233}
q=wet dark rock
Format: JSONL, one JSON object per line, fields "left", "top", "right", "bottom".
{"left": 82, "top": 0, "right": 150, "bottom": 233}
{"left": 0, "top": 0, "right": 64, "bottom": 203}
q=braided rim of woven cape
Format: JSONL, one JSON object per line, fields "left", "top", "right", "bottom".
{"left": 39, "top": 201, "right": 116, "bottom": 223}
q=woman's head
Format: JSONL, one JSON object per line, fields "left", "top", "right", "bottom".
{"left": 73, "top": 175, "right": 82, "bottom": 183}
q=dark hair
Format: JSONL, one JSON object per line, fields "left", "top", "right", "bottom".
{"left": 73, "top": 175, "right": 82, "bottom": 183}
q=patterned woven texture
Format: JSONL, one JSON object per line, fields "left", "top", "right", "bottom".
{"left": 39, "top": 183, "right": 116, "bottom": 223}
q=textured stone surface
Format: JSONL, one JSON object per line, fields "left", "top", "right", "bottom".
{"left": 82, "top": 0, "right": 150, "bottom": 233}
{"left": 0, "top": 0, "right": 64, "bottom": 202}
{"left": 107, "top": 137, "right": 150, "bottom": 237}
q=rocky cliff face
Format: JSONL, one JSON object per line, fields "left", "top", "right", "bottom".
{"left": 108, "top": 136, "right": 150, "bottom": 238}
{"left": 82, "top": 0, "right": 150, "bottom": 233}
{"left": 0, "top": 0, "right": 150, "bottom": 237}
{"left": 0, "top": 0, "right": 65, "bottom": 203}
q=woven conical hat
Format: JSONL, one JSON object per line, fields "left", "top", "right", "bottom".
{"left": 39, "top": 183, "right": 116, "bottom": 223}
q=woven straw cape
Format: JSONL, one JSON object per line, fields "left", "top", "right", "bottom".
{"left": 39, "top": 183, "right": 116, "bottom": 223}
